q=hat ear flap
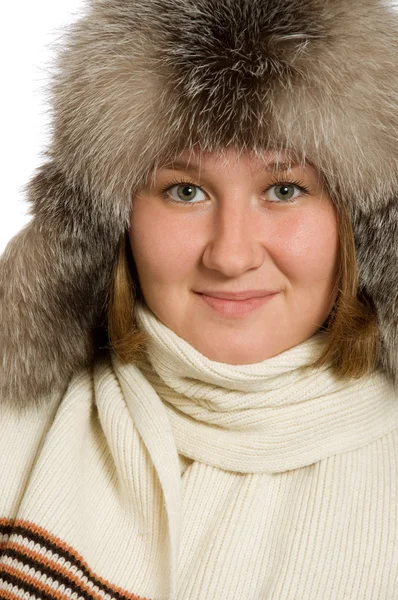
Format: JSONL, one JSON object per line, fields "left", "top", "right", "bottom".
{"left": 352, "top": 200, "right": 398, "bottom": 387}
{"left": 0, "top": 162, "right": 119, "bottom": 409}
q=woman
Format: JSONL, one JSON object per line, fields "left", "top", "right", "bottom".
{"left": 1, "top": 0, "right": 397, "bottom": 598}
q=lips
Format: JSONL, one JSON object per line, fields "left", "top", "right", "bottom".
{"left": 196, "top": 291, "right": 278, "bottom": 318}
{"left": 195, "top": 290, "right": 276, "bottom": 301}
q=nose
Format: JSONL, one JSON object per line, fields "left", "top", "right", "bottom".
{"left": 202, "top": 198, "right": 265, "bottom": 278}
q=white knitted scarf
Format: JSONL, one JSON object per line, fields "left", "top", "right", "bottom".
{"left": 109, "top": 300, "right": 398, "bottom": 598}
{"left": 128, "top": 299, "right": 397, "bottom": 474}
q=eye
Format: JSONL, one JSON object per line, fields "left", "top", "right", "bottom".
{"left": 161, "top": 182, "right": 207, "bottom": 204}
{"left": 266, "top": 183, "right": 303, "bottom": 203}
{"left": 159, "top": 179, "right": 310, "bottom": 205}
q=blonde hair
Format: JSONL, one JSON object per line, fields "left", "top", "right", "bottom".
{"left": 106, "top": 200, "right": 380, "bottom": 381}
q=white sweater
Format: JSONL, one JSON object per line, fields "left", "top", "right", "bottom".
{"left": 1, "top": 300, "right": 398, "bottom": 600}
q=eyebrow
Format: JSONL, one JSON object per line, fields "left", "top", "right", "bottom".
{"left": 160, "top": 159, "right": 302, "bottom": 174}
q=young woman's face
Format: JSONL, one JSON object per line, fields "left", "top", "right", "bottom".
{"left": 129, "top": 148, "right": 340, "bottom": 364}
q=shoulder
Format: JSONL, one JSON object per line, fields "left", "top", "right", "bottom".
{"left": 0, "top": 363, "right": 98, "bottom": 518}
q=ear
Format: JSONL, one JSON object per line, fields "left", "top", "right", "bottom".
{"left": 0, "top": 163, "right": 120, "bottom": 409}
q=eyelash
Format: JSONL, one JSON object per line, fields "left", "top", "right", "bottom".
{"left": 158, "top": 177, "right": 312, "bottom": 206}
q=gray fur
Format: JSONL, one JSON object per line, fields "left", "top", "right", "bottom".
{"left": 2, "top": 0, "right": 398, "bottom": 406}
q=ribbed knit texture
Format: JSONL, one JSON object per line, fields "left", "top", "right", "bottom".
{"left": 134, "top": 302, "right": 398, "bottom": 473}
{"left": 1, "top": 300, "right": 398, "bottom": 599}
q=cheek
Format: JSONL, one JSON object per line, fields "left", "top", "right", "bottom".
{"left": 129, "top": 201, "right": 198, "bottom": 282}
{"left": 275, "top": 205, "right": 339, "bottom": 283}
{"left": 129, "top": 197, "right": 340, "bottom": 287}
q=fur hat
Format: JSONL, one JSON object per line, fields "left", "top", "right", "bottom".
{"left": 2, "top": 0, "right": 398, "bottom": 407}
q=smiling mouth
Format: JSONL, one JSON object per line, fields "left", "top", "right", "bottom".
{"left": 195, "top": 290, "right": 277, "bottom": 301}
{"left": 196, "top": 291, "right": 277, "bottom": 318}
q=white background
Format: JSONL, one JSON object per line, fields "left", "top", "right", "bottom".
{"left": 2, "top": 1, "right": 398, "bottom": 257}
{"left": 0, "top": 1, "right": 85, "bottom": 256}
